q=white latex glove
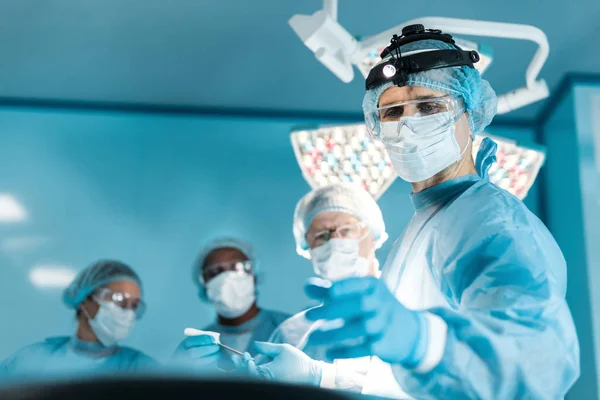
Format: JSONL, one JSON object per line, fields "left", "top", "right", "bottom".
{"left": 253, "top": 342, "right": 324, "bottom": 386}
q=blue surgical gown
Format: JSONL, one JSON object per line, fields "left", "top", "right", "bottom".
{"left": 385, "top": 142, "right": 580, "bottom": 399}
{"left": 1, "top": 336, "right": 156, "bottom": 381}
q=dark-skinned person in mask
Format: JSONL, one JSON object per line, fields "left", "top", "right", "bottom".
{"left": 173, "top": 238, "right": 290, "bottom": 371}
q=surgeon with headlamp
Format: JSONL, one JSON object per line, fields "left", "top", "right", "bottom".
{"left": 296, "top": 25, "right": 580, "bottom": 399}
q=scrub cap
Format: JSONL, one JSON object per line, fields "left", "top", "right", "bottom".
{"left": 192, "top": 237, "right": 257, "bottom": 289}
{"left": 63, "top": 260, "right": 142, "bottom": 309}
{"left": 293, "top": 183, "right": 388, "bottom": 259}
{"left": 362, "top": 39, "right": 498, "bottom": 134}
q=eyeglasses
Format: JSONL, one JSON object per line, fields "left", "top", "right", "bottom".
{"left": 365, "top": 95, "right": 465, "bottom": 144}
{"left": 306, "top": 222, "right": 367, "bottom": 248}
{"left": 94, "top": 288, "right": 146, "bottom": 319}
{"left": 202, "top": 260, "right": 253, "bottom": 283}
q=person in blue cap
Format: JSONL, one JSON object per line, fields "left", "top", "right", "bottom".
{"left": 1, "top": 260, "right": 155, "bottom": 380}
{"left": 173, "top": 238, "right": 290, "bottom": 371}
{"left": 248, "top": 26, "right": 580, "bottom": 399}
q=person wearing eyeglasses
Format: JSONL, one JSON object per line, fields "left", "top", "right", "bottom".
{"left": 242, "top": 183, "right": 391, "bottom": 391}
{"left": 293, "top": 183, "right": 387, "bottom": 283}
{"left": 1, "top": 260, "right": 155, "bottom": 380}
{"left": 173, "top": 238, "right": 290, "bottom": 371}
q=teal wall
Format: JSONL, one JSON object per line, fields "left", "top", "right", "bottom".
{"left": 572, "top": 86, "right": 600, "bottom": 387}
{"left": 540, "top": 80, "right": 600, "bottom": 399}
{"left": 0, "top": 106, "right": 539, "bottom": 363}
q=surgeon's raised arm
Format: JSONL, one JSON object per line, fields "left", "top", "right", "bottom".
{"left": 392, "top": 227, "right": 580, "bottom": 399}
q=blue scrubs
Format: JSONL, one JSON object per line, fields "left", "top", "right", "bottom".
{"left": 384, "top": 139, "right": 580, "bottom": 398}
{"left": 1, "top": 336, "right": 156, "bottom": 381}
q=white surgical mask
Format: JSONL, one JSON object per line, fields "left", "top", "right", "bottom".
{"left": 87, "top": 300, "right": 136, "bottom": 347}
{"left": 205, "top": 271, "right": 256, "bottom": 319}
{"left": 381, "top": 112, "right": 466, "bottom": 182}
{"left": 310, "top": 238, "right": 371, "bottom": 281}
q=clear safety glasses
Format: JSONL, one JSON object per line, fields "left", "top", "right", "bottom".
{"left": 202, "top": 260, "right": 253, "bottom": 283}
{"left": 93, "top": 288, "right": 146, "bottom": 319}
{"left": 306, "top": 221, "right": 367, "bottom": 249}
{"left": 365, "top": 95, "right": 465, "bottom": 144}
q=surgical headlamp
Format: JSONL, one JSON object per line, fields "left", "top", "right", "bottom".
{"left": 366, "top": 24, "right": 480, "bottom": 90}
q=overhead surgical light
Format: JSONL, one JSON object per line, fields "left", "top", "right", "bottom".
{"left": 291, "top": 124, "right": 545, "bottom": 200}
{"left": 291, "top": 124, "right": 395, "bottom": 199}
{"left": 473, "top": 134, "right": 545, "bottom": 199}
{"left": 289, "top": 1, "right": 549, "bottom": 114}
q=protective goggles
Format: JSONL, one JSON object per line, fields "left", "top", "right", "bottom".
{"left": 201, "top": 259, "right": 253, "bottom": 283}
{"left": 365, "top": 95, "right": 465, "bottom": 144}
{"left": 306, "top": 221, "right": 367, "bottom": 249}
{"left": 93, "top": 288, "right": 146, "bottom": 319}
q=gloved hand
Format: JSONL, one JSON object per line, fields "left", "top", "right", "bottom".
{"left": 172, "top": 334, "right": 221, "bottom": 370}
{"left": 305, "top": 276, "right": 426, "bottom": 366}
{"left": 232, "top": 352, "right": 258, "bottom": 377}
{"left": 252, "top": 342, "right": 324, "bottom": 386}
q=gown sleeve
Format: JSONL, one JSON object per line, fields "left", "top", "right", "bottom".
{"left": 392, "top": 225, "right": 580, "bottom": 399}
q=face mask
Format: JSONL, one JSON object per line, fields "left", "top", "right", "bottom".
{"left": 87, "top": 300, "right": 136, "bottom": 347}
{"left": 205, "top": 271, "right": 256, "bottom": 319}
{"left": 310, "top": 238, "right": 371, "bottom": 281}
{"left": 381, "top": 112, "right": 465, "bottom": 182}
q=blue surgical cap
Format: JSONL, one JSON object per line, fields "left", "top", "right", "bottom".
{"left": 293, "top": 183, "right": 388, "bottom": 259}
{"left": 63, "top": 260, "right": 142, "bottom": 309}
{"left": 363, "top": 39, "right": 498, "bottom": 134}
{"left": 192, "top": 237, "right": 258, "bottom": 289}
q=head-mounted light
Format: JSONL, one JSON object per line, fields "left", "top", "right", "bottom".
{"left": 365, "top": 24, "right": 480, "bottom": 90}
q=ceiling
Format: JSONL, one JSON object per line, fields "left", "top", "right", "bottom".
{"left": 0, "top": 1, "right": 599, "bottom": 123}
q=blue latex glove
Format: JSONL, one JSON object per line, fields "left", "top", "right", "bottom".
{"left": 172, "top": 334, "right": 221, "bottom": 370}
{"left": 305, "top": 277, "right": 427, "bottom": 366}
{"left": 253, "top": 342, "right": 323, "bottom": 386}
